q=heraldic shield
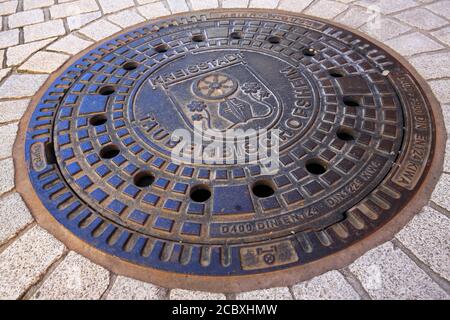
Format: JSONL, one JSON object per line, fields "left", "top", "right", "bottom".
{"left": 164, "top": 63, "right": 282, "bottom": 132}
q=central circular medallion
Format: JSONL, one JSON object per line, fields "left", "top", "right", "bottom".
{"left": 17, "top": 10, "right": 443, "bottom": 292}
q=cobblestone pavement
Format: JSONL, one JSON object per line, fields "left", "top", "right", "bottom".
{"left": 0, "top": 0, "right": 449, "bottom": 300}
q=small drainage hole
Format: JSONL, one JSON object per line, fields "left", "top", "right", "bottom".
{"left": 303, "top": 48, "right": 317, "bottom": 56}
{"left": 336, "top": 127, "right": 355, "bottom": 141}
{"left": 192, "top": 34, "right": 206, "bottom": 42}
{"left": 99, "top": 85, "right": 115, "bottom": 96}
{"left": 306, "top": 160, "right": 327, "bottom": 175}
{"left": 329, "top": 69, "right": 345, "bottom": 78}
{"left": 89, "top": 114, "right": 107, "bottom": 126}
{"left": 230, "top": 31, "right": 243, "bottom": 39}
{"left": 123, "top": 61, "right": 138, "bottom": 71}
{"left": 252, "top": 181, "right": 275, "bottom": 198}
{"left": 343, "top": 96, "right": 361, "bottom": 107}
{"left": 267, "top": 36, "right": 281, "bottom": 44}
{"left": 133, "top": 171, "right": 155, "bottom": 188}
{"left": 99, "top": 144, "right": 120, "bottom": 159}
{"left": 154, "top": 43, "right": 169, "bottom": 53}
{"left": 190, "top": 185, "right": 211, "bottom": 202}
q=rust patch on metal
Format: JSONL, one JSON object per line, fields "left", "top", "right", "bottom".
{"left": 13, "top": 9, "right": 446, "bottom": 292}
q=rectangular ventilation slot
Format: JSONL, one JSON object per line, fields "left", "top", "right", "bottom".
{"left": 45, "top": 142, "right": 57, "bottom": 165}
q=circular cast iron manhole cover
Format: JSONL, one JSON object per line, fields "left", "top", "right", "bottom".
{"left": 16, "top": 10, "right": 444, "bottom": 292}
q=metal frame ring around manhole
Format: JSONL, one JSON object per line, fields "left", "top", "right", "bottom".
{"left": 13, "top": 9, "right": 446, "bottom": 293}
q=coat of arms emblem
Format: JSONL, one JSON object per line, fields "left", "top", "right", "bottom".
{"left": 162, "top": 63, "right": 281, "bottom": 132}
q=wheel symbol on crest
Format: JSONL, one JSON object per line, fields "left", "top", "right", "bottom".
{"left": 194, "top": 73, "right": 238, "bottom": 100}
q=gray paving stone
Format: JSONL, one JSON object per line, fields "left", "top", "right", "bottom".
{"left": 292, "top": 271, "right": 360, "bottom": 300}
{"left": 0, "top": 74, "right": 48, "bottom": 99}
{"left": 137, "top": 2, "right": 171, "bottom": 19}
{"left": 49, "top": 0, "right": 99, "bottom": 19}
{"left": 0, "top": 123, "right": 18, "bottom": 159}
{"left": 106, "top": 276, "right": 168, "bottom": 300}
{"left": 6, "top": 38, "right": 55, "bottom": 67}
{"left": 397, "top": 206, "right": 450, "bottom": 281}
{"left": 428, "top": 80, "right": 450, "bottom": 104}
{"left": 408, "top": 52, "right": 450, "bottom": 79}
{"left": 431, "top": 173, "right": 450, "bottom": 209}
{"left": 23, "top": 0, "right": 54, "bottom": 10}
{"left": 8, "top": 9, "right": 45, "bottom": 29}
{"left": 0, "top": 193, "right": 33, "bottom": 246}
{"left": 47, "top": 34, "right": 93, "bottom": 55}
{"left": 107, "top": 9, "right": 145, "bottom": 28}
{"left": 67, "top": 11, "right": 102, "bottom": 31}
{"left": 190, "top": 0, "right": 219, "bottom": 10}
{"left": 349, "top": 242, "right": 448, "bottom": 299}
{"left": 0, "top": 1, "right": 18, "bottom": 16}
{"left": 24, "top": 20, "right": 65, "bottom": 43}
{"left": 446, "top": 140, "right": 450, "bottom": 172}
{"left": 170, "top": 289, "right": 226, "bottom": 300}
{"left": 360, "top": 17, "right": 410, "bottom": 42}
{"left": 98, "top": 0, "right": 134, "bottom": 14}
{"left": 431, "top": 27, "right": 450, "bottom": 47}
{"left": 278, "top": 0, "right": 313, "bottom": 12}
{"left": 222, "top": 0, "right": 250, "bottom": 8}
{"left": 335, "top": 6, "right": 375, "bottom": 28}
{"left": 443, "top": 104, "right": 450, "bottom": 137}
{"left": 0, "top": 99, "right": 30, "bottom": 124}
{"left": 0, "top": 226, "right": 65, "bottom": 300}
{"left": 0, "top": 158, "right": 14, "bottom": 196}
{"left": 79, "top": 19, "right": 122, "bottom": 41}
{"left": 426, "top": 0, "right": 450, "bottom": 19}
{"left": 249, "top": 0, "right": 280, "bottom": 8}
{"left": 0, "top": 68, "right": 9, "bottom": 83}
{"left": 395, "top": 8, "right": 448, "bottom": 30}
{"left": 167, "top": 0, "right": 189, "bottom": 13}
{"left": 0, "top": 49, "right": 3, "bottom": 67}
{"left": 356, "top": 0, "right": 419, "bottom": 14}
{"left": 136, "top": 0, "right": 161, "bottom": 4}
{"left": 19, "top": 51, "right": 70, "bottom": 73}
{"left": 31, "top": 251, "right": 109, "bottom": 300}
{"left": 0, "top": 29, "right": 19, "bottom": 50}
{"left": 304, "top": 0, "right": 348, "bottom": 19}
{"left": 385, "top": 32, "right": 444, "bottom": 56}
{"left": 236, "top": 287, "right": 293, "bottom": 300}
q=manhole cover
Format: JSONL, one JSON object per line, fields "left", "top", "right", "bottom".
{"left": 16, "top": 10, "right": 444, "bottom": 292}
